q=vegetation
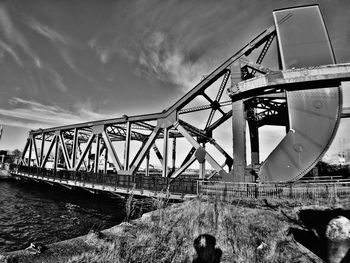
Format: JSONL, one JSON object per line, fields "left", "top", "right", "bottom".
{"left": 1, "top": 197, "right": 324, "bottom": 263}
{"left": 306, "top": 161, "right": 350, "bottom": 178}
{"left": 0, "top": 149, "right": 21, "bottom": 165}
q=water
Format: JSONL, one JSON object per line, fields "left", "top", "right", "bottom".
{"left": 0, "top": 180, "right": 128, "bottom": 252}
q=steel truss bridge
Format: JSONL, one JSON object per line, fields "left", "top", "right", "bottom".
{"left": 13, "top": 5, "right": 350, "bottom": 199}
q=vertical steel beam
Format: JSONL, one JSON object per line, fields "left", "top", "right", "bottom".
{"left": 104, "top": 147, "right": 108, "bottom": 174}
{"left": 27, "top": 138, "right": 33, "bottom": 167}
{"left": 124, "top": 121, "right": 131, "bottom": 170}
{"left": 94, "top": 134, "right": 101, "bottom": 173}
{"left": 172, "top": 138, "right": 176, "bottom": 172}
{"left": 58, "top": 132, "right": 71, "bottom": 170}
{"left": 248, "top": 120, "right": 259, "bottom": 168}
{"left": 162, "top": 128, "right": 169, "bottom": 178}
{"left": 101, "top": 130, "right": 123, "bottom": 170}
{"left": 53, "top": 135, "right": 59, "bottom": 172}
{"left": 71, "top": 128, "right": 78, "bottom": 169}
{"left": 20, "top": 138, "right": 30, "bottom": 165}
{"left": 32, "top": 136, "right": 40, "bottom": 167}
{"left": 232, "top": 100, "right": 246, "bottom": 182}
{"left": 88, "top": 147, "right": 91, "bottom": 171}
{"left": 199, "top": 144, "right": 206, "bottom": 179}
{"left": 41, "top": 135, "right": 57, "bottom": 168}
{"left": 40, "top": 132, "right": 45, "bottom": 167}
{"left": 130, "top": 125, "right": 161, "bottom": 174}
{"left": 75, "top": 134, "right": 95, "bottom": 171}
{"left": 145, "top": 152, "right": 150, "bottom": 176}
{"left": 174, "top": 122, "right": 224, "bottom": 175}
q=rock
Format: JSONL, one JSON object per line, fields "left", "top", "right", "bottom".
{"left": 257, "top": 242, "right": 268, "bottom": 251}
{"left": 326, "top": 216, "right": 350, "bottom": 263}
{"left": 85, "top": 229, "right": 105, "bottom": 245}
{"left": 25, "top": 243, "right": 47, "bottom": 254}
{"left": 326, "top": 216, "right": 350, "bottom": 241}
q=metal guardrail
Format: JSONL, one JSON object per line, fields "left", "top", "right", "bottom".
{"left": 13, "top": 165, "right": 198, "bottom": 196}
{"left": 198, "top": 180, "right": 350, "bottom": 200}
{"left": 11, "top": 165, "right": 350, "bottom": 200}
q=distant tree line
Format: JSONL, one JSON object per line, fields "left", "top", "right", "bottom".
{"left": 0, "top": 149, "right": 22, "bottom": 164}
{"left": 307, "top": 161, "right": 350, "bottom": 178}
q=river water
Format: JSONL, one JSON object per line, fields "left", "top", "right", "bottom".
{"left": 0, "top": 179, "right": 129, "bottom": 252}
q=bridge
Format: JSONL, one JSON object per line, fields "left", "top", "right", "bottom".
{"left": 11, "top": 5, "right": 350, "bottom": 199}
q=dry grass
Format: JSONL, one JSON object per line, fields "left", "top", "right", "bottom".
{"left": 2, "top": 197, "right": 319, "bottom": 263}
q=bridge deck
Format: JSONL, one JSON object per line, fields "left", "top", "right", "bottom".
{"left": 11, "top": 166, "right": 198, "bottom": 200}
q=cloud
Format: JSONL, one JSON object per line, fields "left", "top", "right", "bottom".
{"left": 0, "top": 4, "right": 41, "bottom": 67}
{"left": 116, "top": 31, "right": 212, "bottom": 89}
{"left": 40, "top": 65, "right": 68, "bottom": 93}
{"left": 26, "top": 17, "right": 71, "bottom": 45}
{"left": 0, "top": 97, "right": 115, "bottom": 129}
{"left": 0, "top": 39, "right": 23, "bottom": 66}
{"left": 87, "top": 0, "right": 268, "bottom": 90}
{"left": 52, "top": 72, "right": 68, "bottom": 93}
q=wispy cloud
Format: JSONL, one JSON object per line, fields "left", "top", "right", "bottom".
{"left": 125, "top": 31, "right": 212, "bottom": 89}
{"left": 0, "top": 4, "right": 41, "bottom": 67}
{"left": 25, "top": 16, "right": 95, "bottom": 83}
{"left": 26, "top": 17, "right": 72, "bottom": 45}
{"left": 40, "top": 65, "right": 68, "bottom": 93}
{"left": 94, "top": 30, "right": 212, "bottom": 89}
{"left": 0, "top": 97, "right": 115, "bottom": 129}
{"left": 0, "top": 39, "right": 23, "bottom": 66}
{"left": 88, "top": 0, "right": 266, "bottom": 90}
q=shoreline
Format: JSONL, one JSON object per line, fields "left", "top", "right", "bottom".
{"left": 1, "top": 196, "right": 349, "bottom": 262}
{"left": 0, "top": 206, "right": 158, "bottom": 263}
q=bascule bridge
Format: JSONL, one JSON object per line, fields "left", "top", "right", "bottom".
{"left": 12, "top": 5, "right": 350, "bottom": 199}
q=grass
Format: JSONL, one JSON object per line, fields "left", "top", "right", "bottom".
{"left": 1, "top": 197, "right": 327, "bottom": 263}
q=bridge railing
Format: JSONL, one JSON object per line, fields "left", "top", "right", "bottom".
{"left": 12, "top": 165, "right": 198, "bottom": 195}
{"left": 198, "top": 180, "right": 350, "bottom": 200}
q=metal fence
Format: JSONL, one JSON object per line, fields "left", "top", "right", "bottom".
{"left": 13, "top": 165, "right": 198, "bottom": 195}
{"left": 12, "top": 165, "right": 350, "bottom": 200}
{"left": 198, "top": 180, "right": 350, "bottom": 200}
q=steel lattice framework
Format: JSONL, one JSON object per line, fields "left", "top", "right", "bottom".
{"left": 18, "top": 5, "right": 350, "bottom": 186}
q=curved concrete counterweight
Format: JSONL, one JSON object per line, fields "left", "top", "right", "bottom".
{"left": 260, "top": 87, "right": 342, "bottom": 181}
{"left": 260, "top": 5, "right": 341, "bottom": 182}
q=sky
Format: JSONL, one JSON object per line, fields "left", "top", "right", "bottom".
{"left": 0, "top": 0, "right": 349, "bottom": 163}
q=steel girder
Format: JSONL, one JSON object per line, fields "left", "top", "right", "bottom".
{"left": 20, "top": 18, "right": 279, "bottom": 180}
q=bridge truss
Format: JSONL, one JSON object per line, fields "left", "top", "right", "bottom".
{"left": 18, "top": 5, "right": 350, "bottom": 187}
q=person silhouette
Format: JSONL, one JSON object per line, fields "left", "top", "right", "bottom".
{"left": 192, "top": 234, "right": 222, "bottom": 263}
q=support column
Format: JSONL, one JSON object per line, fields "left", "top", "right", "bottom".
{"left": 124, "top": 122, "right": 131, "bottom": 170}
{"left": 54, "top": 136, "right": 59, "bottom": 173}
{"left": 145, "top": 152, "right": 150, "bottom": 177}
{"left": 40, "top": 132, "right": 45, "bottom": 167}
{"left": 199, "top": 143, "right": 206, "bottom": 179}
{"left": 88, "top": 147, "right": 91, "bottom": 171}
{"left": 28, "top": 138, "right": 33, "bottom": 167}
{"left": 248, "top": 121, "right": 259, "bottom": 164}
{"left": 71, "top": 128, "right": 78, "bottom": 169}
{"left": 32, "top": 136, "right": 40, "bottom": 167}
{"left": 172, "top": 138, "right": 176, "bottom": 172}
{"left": 232, "top": 100, "right": 246, "bottom": 182}
{"left": 248, "top": 120, "right": 259, "bottom": 183}
{"left": 104, "top": 147, "right": 108, "bottom": 174}
{"left": 162, "top": 128, "right": 169, "bottom": 178}
{"left": 94, "top": 134, "right": 101, "bottom": 173}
